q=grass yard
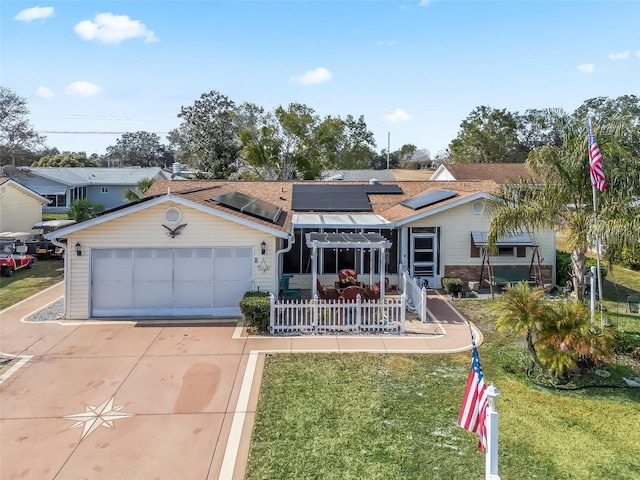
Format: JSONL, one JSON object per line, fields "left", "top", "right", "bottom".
{"left": 0, "top": 258, "right": 63, "bottom": 309}
{"left": 246, "top": 297, "right": 640, "bottom": 480}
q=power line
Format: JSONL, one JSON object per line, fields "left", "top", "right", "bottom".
{"left": 41, "top": 131, "right": 171, "bottom": 134}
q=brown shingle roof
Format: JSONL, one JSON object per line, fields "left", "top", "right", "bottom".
{"left": 440, "top": 163, "right": 534, "bottom": 183}
{"left": 145, "top": 180, "right": 499, "bottom": 232}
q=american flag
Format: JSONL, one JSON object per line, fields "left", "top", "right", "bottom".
{"left": 458, "top": 338, "right": 488, "bottom": 451}
{"left": 588, "top": 122, "right": 607, "bottom": 192}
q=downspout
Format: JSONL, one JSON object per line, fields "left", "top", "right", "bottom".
{"left": 51, "top": 237, "right": 69, "bottom": 318}
{"left": 275, "top": 227, "right": 296, "bottom": 295}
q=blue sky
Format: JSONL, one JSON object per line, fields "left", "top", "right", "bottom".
{"left": 2, "top": 0, "right": 639, "bottom": 158}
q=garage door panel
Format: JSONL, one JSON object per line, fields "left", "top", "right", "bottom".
{"left": 133, "top": 281, "right": 173, "bottom": 309}
{"left": 174, "top": 249, "right": 213, "bottom": 282}
{"left": 92, "top": 282, "right": 133, "bottom": 317}
{"left": 174, "top": 281, "right": 213, "bottom": 308}
{"left": 134, "top": 249, "right": 173, "bottom": 281}
{"left": 93, "top": 249, "right": 132, "bottom": 282}
{"left": 214, "top": 248, "right": 252, "bottom": 281}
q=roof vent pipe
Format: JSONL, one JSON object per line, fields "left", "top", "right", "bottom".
{"left": 369, "top": 178, "right": 379, "bottom": 185}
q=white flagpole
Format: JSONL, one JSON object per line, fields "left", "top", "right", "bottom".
{"left": 485, "top": 384, "right": 501, "bottom": 480}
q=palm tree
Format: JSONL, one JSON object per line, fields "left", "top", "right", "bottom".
{"left": 485, "top": 111, "right": 640, "bottom": 299}
{"left": 124, "top": 177, "right": 155, "bottom": 203}
{"left": 493, "top": 282, "right": 547, "bottom": 367}
{"left": 535, "top": 301, "right": 614, "bottom": 379}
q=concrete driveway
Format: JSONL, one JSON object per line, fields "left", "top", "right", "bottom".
{"left": 0, "top": 283, "right": 478, "bottom": 480}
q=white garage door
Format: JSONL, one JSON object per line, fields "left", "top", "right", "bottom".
{"left": 91, "top": 247, "right": 253, "bottom": 318}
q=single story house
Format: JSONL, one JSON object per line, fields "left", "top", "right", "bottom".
{"left": 0, "top": 177, "right": 50, "bottom": 233}
{"left": 47, "top": 179, "right": 557, "bottom": 320}
{"left": 429, "top": 163, "right": 536, "bottom": 183}
{"left": 10, "top": 167, "right": 168, "bottom": 213}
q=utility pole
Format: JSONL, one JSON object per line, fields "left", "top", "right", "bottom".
{"left": 387, "top": 132, "right": 390, "bottom": 170}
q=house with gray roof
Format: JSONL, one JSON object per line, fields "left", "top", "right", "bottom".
{"left": 11, "top": 167, "right": 168, "bottom": 213}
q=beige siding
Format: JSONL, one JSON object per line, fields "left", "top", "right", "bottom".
{"left": 0, "top": 184, "right": 43, "bottom": 233}
{"left": 66, "top": 203, "right": 278, "bottom": 319}
{"left": 405, "top": 200, "right": 555, "bottom": 274}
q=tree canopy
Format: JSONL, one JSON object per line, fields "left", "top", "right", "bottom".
{"left": 173, "top": 90, "right": 239, "bottom": 177}
{"left": 31, "top": 151, "right": 98, "bottom": 167}
{"left": 448, "top": 106, "right": 529, "bottom": 164}
{"left": 105, "top": 131, "right": 172, "bottom": 167}
{"left": 0, "top": 86, "right": 45, "bottom": 166}
{"left": 485, "top": 105, "right": 640, "bottom": 298}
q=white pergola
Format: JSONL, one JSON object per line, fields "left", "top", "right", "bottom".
{"left": 305, "top": 232, "right": 392, "bottom": 302}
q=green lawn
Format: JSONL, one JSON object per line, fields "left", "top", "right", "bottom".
{"left": 0, "top": 258, "right": 63, "bottom": 309}
{"left": 246, "top": 297, "right": 640, "bottom": 480}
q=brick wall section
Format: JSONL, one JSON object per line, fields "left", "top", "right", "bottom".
{"left": 444, "top": 265, "right": 553, "bottom": 288}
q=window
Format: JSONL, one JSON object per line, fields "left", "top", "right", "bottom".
{"left": 497, "top": 247, "right": 515, "bottom": 256}
{"left": 43, "top": 194, "right": 67, "bottom": 207}
{"left": 282, "top": 228, "right": 398, "bottom": 275}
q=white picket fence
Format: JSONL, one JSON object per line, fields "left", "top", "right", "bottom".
{"left": 270, "top": 294, "right": 406, "bottom": 335}
{"left": 398, "top": 265, "right": 428, "bottom": 323}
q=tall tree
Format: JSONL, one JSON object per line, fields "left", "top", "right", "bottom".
{"left": 176, "top": 90, "right": 239, "bottom": 177}
{"left": 448, "top": 106, "right": 529, "bottom": 164}
{"left": 106, "top": 131, "right": 172, "bottom": 167}
{"left": 236, "top": 102, "right": 375, "bottom": 180}
{"left": 485, "top": 110, "right": 640, "bottom": 298}
{"left": 0, "top": 87, "right": 45, "bottom": 166}
{"left": 31, "top": 151, "right": 98, "bottom": 167}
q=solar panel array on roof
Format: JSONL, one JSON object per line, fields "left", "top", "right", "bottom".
{"left": 401, "top": 190, "right": 459, "bottom": 210}
{"left": 291, "top": 184, "right": 403, "bottom": 211}
{"left": 362, "top": 184, "right": 403, "bottom": 194}
{"left": 213, "top": 191, "right": 282, "bottom": 223}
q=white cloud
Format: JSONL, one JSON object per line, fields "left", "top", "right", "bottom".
{"left": 74, "top": 13, "right": 157, "bottom": 44}
{"left": 64, "top": 81, "right": 103, "bottom": 97}
{"left": 636, "top": 51, "right": 640, "bottom": 59}
{"left": 36, "top": 86, "right": 55, "bottom": 99}
{"left": 608, "top": 51, "right": 630, "bottom": 61}
{"left": 290, "top": 67, "right": 333, "bottom": 85}
{"left": 420, "top": 0, "right": 431, "bottom": 6}
{"left": 14, "top": 6, "right": 54, "bottom": 22}
{"left": 577, "top": 63, "right": 594, "bottom": 74}
{"left": 385, "top": 108, "right": 412, "bottom": 123}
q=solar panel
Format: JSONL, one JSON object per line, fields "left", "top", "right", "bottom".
{"left": 213, "top": 191, "right": 282, "bottom": 223}
{"left": 401, "top": 190, "right": 459, "bottom": 210}
{"left": 292, "top": 184, "right": 399, "bottom": 212}
{"left": 363, "top": 184, "right": 403, "bottom": 194}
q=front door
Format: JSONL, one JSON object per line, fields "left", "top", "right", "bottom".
{"left": 410, "top": 233, "right": 437, "bottom": 288}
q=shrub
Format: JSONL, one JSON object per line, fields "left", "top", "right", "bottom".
{"left": 621, "top": 245, "right": 640, "bottom": 271}
{"left": 556, "top": 250, "right": 571, "bottom": 286}
{"left": 441, "top": 277, "right": 463, "bottom": 295}
{"left": 239, "top": 291, "right": 271, "bottom": 331}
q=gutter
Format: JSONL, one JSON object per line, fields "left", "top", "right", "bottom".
{"left": 50, "top": 238, "right": 68, "bottom": 318}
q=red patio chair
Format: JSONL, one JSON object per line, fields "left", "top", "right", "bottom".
{"left": 317, "top": 279, "right": 339, "bottom": 300}
{"left": 338, "top": 269, "right": 358, "bottom": 288}
{"left": 339, "top": 285, "right": 368, "bottom": 302}
{"left": 367, "top": 278, "right": 390, "bottom": 300}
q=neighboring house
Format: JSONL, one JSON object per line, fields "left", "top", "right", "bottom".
{"left": 321, "top": 169, "right": 434, "bottom": 182}
{"left": 48, "top": 179, "right": 556, "bottom": 320}
{"left": 0, "top": 177, "right": 50, "bottom": 233}
{"left": 10, "top": 167, "right": 168, "bottom": 213}
{"left": 429, "top": 163, "right": 536, "bottom": 183}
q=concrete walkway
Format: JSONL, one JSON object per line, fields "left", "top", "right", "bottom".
{"left": 0, "top": 284, "right": 480, "bottom": 480}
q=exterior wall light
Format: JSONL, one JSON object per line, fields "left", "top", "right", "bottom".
{"left": 75, "top": 242, "right": 82, "bottom": 256}
{"left": 261, "top": 241, "right": 267, "bottom": 255}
